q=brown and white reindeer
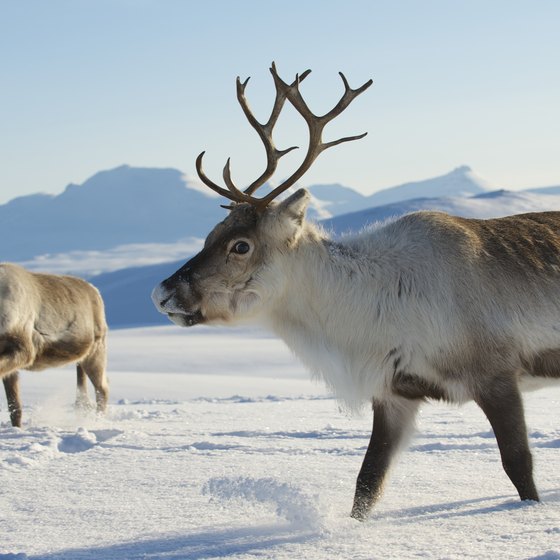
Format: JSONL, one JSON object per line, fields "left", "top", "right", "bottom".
{"left": 152, "top": 63, "right": 559, "bottom": 519}
{"left": 0, "top": 263, "right": 109, "bottom": 427}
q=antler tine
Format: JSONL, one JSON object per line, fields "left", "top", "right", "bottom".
{"left": 237, "top": 63, "right": 311, "bottom": 196}
{"left": 323, "top": 72, "right": 374, "bottom": 123}
{"left": 282, "top": 70, "right": 373, "bottom": 131}
{"left": 254, "top": 69, "right": 372, "bottom": 208}
{"left": 237, "top": 64, "right": 310, "bottom": 134}
{"left": 196, "top": 151, "right": 242, "bottom": 203}
{"left": 222, "top": 158, "right": 259, "bottom": 203}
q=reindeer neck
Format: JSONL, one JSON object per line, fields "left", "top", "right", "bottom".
{"left": 262, "top": 231, "right": 406, "bottom": 406}
{"left": 267, "top": 231, "right": 401, "bottom": 354}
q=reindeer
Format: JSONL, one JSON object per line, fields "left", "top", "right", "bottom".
{"left": 152, "top": 63, "right": 559, "bottom": 519}
{"left": 0, "top": 263, "right": 109, "bottom": 427}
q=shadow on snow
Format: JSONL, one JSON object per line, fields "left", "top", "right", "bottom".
{"left": 28, "top": 524, "right": 320, "bottom": 560}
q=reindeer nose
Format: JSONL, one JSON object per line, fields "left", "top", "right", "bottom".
{"left": 151, "top": 283, "right": 172, "bottom": 312}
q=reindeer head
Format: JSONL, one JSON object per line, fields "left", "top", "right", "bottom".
{"left": 152, "top": 63, "right": 372, "bottom": 327}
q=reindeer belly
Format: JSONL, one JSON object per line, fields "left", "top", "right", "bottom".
{"left": 519, "top": 347, "right": 560, "bottom": 391}
{"left": 28, "top": 334, "right": 93, "bottom": 371}
{"left": 278, "top": 328, "right": 394, "bottom": 409}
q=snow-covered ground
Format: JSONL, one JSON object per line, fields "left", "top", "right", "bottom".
{"left": 0, "top": 325, "right": 558, "bottom": 559}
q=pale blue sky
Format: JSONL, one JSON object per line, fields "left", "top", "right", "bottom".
{"left": 1, "top": 0, "right": 559, "bottom": 204}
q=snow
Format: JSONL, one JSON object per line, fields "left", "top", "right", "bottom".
{"left": 1, "top": 325, "right": 558, "bottom": 559}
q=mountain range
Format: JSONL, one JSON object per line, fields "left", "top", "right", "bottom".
{"left": 3, "top": 164, "right": 559, "bottom": 327}
{"left": 1, "top": 164, "right": 491, "bottom": 262}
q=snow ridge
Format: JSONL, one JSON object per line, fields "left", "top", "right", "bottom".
{"left": 203, "top": 476, "right": 322, "bottom": 529}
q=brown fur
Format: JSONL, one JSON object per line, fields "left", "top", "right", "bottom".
{"left": 0, "top": 263, "right": 109, "bottom": 427}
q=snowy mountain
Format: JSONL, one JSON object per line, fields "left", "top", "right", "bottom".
{"left": 1, "top": 166, "right": 353, "bottom": 262}
{"left": 525, "top": 184, "right": 560, "bottom": 195}
{"left": 92, "top": 260, "right": 184, "bottom": 328}
{"left": 363, "top": 165, "right": 491, "bottom": 207}
{"left": 306, "top": 183, "right": 369, "bottom": 217}
{"left": 1, "top": 164, "right": 490, "bottom": 262}
{"left": 0, "top": 166, "right": 223, "bottom": 261}
{"left": 323, "top": 189, "right": 560, "bottom": 234}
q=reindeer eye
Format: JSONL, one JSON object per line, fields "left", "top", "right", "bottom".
{"left": 231, "top": 241, "right": 251, "bottom": 255}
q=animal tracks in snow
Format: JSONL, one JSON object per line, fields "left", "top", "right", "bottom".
{"left": 0, "top": 426, "right": 125, "bottom": 469}
{"left": 57, "top": 428, "right": 124, "bottom": 453}
{"left": 203, "top": 476, "right": 322, "bottom": 530}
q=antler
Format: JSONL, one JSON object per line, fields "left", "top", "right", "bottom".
{"left": 196, "top": 62, "right": 372, "bottom": 209}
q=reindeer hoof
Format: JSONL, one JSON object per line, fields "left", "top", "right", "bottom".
{"left": 74, "top": 398, "right": 94, "bottom": 412}
{"left": 350, "top": 499, "right": 372, "bottom": 521}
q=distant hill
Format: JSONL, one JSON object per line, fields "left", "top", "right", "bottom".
{"left": 2, "top": 164, "right": 494, "bottom": 262}
{"left": 1, "top": 165, "right": 357, "bottom": 262}
{"left": 323, "top": 189, "right": 560, "bottom": 233}
{"left": 524, "top": 185, "right": 560, "bottom": 195}
{"left": 363, "top": 165, "right": 491, "bottom": 207}
{"left": 0, "top": 166, "right": 224, "bottom": 261}
{"left": 307, "top": 183, "right": 368, "bottom": 217}
{"left": 91, "top": 260, "right": 184, "bottom": 328}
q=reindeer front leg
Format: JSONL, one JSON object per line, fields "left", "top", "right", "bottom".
{"left": 351, "top": 398, "right": 420, "bottom": 520}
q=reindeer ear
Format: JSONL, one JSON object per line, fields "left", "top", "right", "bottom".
{"left": 264, "top": 188, "right": 310, "bottom": 244}
{"left": 276, "top": 188, "right": 310, "bottom": 224}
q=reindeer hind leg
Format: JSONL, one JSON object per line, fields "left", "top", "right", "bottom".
{"left": 3, "top": 372, "right": 22, "bottom": 428}
{"left": 79, "top": 340, "right": 108, "bottom": 415}
{"left": 475, "top": 375, "right": 539, "bottom": 502}
{"left": 0, "top": 333, "right": 34, "bottom": 377}
{"left": 1, "top": 333, "right": 34, "bottom": 428}
{"left": 75, "top": 364, "right": 93, "bottom": 411}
